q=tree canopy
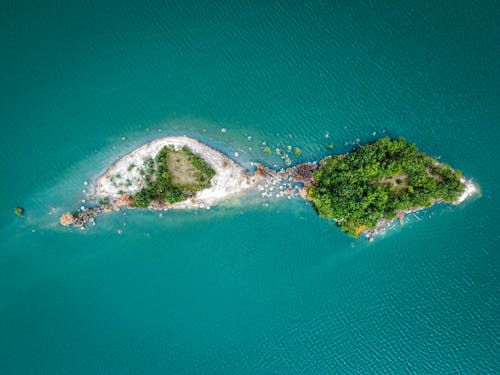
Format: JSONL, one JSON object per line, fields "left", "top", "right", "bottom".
{"left": 308, "top": 137, "right": 465, "bottom": 236}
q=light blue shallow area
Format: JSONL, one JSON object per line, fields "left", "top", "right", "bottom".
{"left": 0, "top": 0, "right": 498, "bottom": 373}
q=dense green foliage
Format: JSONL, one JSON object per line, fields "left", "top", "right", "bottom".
{"left": 133, "top": 146, "right": 215, "bottom": 208}
{"left": 308, "top": 137, "right": 465, "bottom": 236}
{"left": 181, "top": 146, "right": 216, "bottom": 187}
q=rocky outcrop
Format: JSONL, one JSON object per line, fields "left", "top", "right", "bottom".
{"left": 59, "top": 213, "right": 74, "bottom": 226}
{"left": 286, "top": 162, "right": 318, "bottom": 186}
{"left": 116, "top": 193, "right": 132, "bottom": 207}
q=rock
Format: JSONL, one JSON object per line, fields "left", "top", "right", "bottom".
{"left": 59, "top": 213, "right": 74, "bottom": 226}
{"left": 287, "top": 162, "right": 318, "bottom": 185}
{"left": 116, "top": 193, "right": 132, "bottom": 207}
{"left": 14, "top": 207, "right": 24, "bottom": 216}
{"left": 298, "top": 187, "right": 309, "bottom": 199}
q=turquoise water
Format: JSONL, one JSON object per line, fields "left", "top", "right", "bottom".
{"left": 1, "top": 0, "right": 498, "bottom": 373}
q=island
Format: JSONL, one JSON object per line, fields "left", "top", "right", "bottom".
{"left": 302, "top": 137, "right": 477, "bottom": 237}
{"left": 94, "top": 136, "right": 255, "bottom": 209}
{"left": 59, "top": 136, "right": 478, "bottom": 239}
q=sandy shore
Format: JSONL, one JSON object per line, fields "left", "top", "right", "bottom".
{"left": 95, "top": 136, "right": 256, "bottom": 209}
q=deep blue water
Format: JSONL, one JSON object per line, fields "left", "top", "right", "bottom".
{"left": 1, "top": 0, "right": 498, "bottom": 373}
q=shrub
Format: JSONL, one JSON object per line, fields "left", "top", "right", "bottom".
{"left": 133, "top": 189, "right": 152, "bottom": 208}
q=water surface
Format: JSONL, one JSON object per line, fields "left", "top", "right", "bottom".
{"left": 1, "top": 0, "right": 498, "bottom": 373}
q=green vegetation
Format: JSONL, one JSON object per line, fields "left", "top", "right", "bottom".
{"left": 98, "top": 197, "right": 110, "bottom": 206}
{"left": 181, "top": 146, "right": 216, "bottom": 187}
{"left": 308, "top": 137, "right": 465, "bottom": 237}
{"left": 132, "top": 146, "right": 216, "bottom": 208}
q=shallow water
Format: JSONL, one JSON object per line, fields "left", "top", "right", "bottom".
{"left": 1, "top": 0, "right": 498, "bottom": 373}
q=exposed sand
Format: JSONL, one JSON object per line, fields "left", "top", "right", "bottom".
{"left": 94, "top": 136, "right": 255, "bottom": 209}
{"left": 455, "top": 178, "right": 479, "bottom": 205}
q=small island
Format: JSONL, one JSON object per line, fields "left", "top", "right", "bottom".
{"left": 94, "top": 136, "right": 257, "bottom": 210}
{"left": 60, "top": 135, "right": 477, "bottom": 239}
{"left": 305, "top": 137, "right": 475, "bottom": 237}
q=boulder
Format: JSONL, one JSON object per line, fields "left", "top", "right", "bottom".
{"left": 116, "top": 193, "right": 132, "bottom": 207}
{"left": 298, "top": 187, "right": 309, "bottom": 199}
{"left": 59, "top": 213, "right": 74, "bottom": 226}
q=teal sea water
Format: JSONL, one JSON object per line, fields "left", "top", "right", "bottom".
{"left": 1, "top": 0, "right": 498, "bottom": 373}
